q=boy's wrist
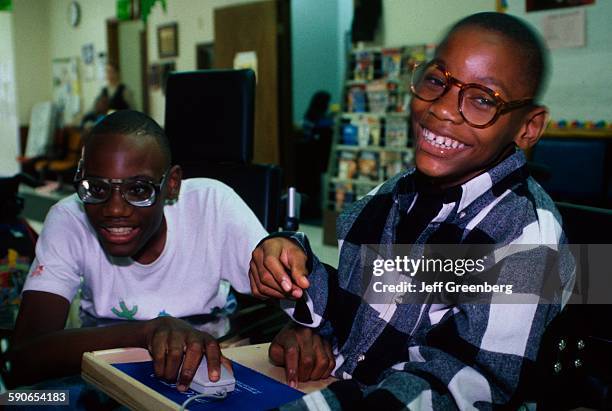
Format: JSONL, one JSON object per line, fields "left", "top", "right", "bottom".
{"left": 139, "top": 317, "right": 161, "bottom": 349}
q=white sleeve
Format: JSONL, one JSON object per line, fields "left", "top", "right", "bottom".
{"left": 22, "top": 204, "right": 83, "bottom": 303}
{"left": 218, "top": 186, "right": 268, "bottom": 294}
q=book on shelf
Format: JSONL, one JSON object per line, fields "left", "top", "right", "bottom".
{"left": 340, "top": 115, "right": 382, "bottom": 147}
{"left": 340, "top": 120, "right": 359, "bottom": 145}
{"left": 380, "top": 150, "right": 414, "bottom": 180}
{"left": 328, "top": 43, "right": 434, "bottom": 215}
{"left": 333, "top": 182, "right": 355, "bottom": 211}
{"left": 353, "top": 50, "right": 375, "bottom": 81}
{"left": 402, "top": 45, "right": 435, "bottom": 75}
{"left": 365, "top": 80, "right": 389, "bottom": 113}
{"left": 385, "top": 116, "right": 409, "bottom": 148}
{"left": 381, "top": 48, "right": 402, "bottom": 79}
{"left": 346, "top": 85, "right": 367, "bottom": 113}
{"left": 337, "top": 151, "right": 357, "bottom": 180}
{"left": 357, "top": 151, "right": 379, "bottom": 181}
{"left": 350, "top": 45, "right": 433, "bottom": 82}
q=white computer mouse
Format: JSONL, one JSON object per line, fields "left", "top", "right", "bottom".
{"left": 188, "top": 356, "right": 235, "bottom": 396}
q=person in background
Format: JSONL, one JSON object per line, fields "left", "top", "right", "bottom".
{"left": 100, "top": 62, "right": 135, "bottom": 112}
{"left": 302, "top": 91, "right": 334, "bottom": 142}
{"left": 80, "top": 63, "right": 135, "bottom": 131}
{"left": 298, "top": 91, "right": 335, "bottom": 218}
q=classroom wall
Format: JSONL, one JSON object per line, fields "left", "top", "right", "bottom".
{"left": 12, "top": 0, "right": 52, "bottom": 126}
{"left": 0, "top": 11, "right": 20, "bottom": 176}
{"left": 9, "top": 1, "right": 610, "bottom": 131}
{"left": 119, "top": 20, "right": 145, "bottom": 111}
{"left": 10, "top": 0, "right": 115, "bottom": 126}
{"left": 291, "top": 0, "right": 352, "bottom": 127}
{"left": 382, "top": 0, "right": 612, "bottom": 122}
{"left": 48, "top": 0, "right": 116, "bottom": 120}
{"left": 382, "top": 0, "right": 494, "bottom": 46}
{"left": 506, "top": 0, "right": 612, "bottom": 122}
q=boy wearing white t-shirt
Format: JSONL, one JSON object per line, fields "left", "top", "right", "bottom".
{"left": 9, "top": 110, "right": 267, "bottom": 391}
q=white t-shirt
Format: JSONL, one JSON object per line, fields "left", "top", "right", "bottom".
{"left": 23, "top": 178, "right": 267, "bottom": 325}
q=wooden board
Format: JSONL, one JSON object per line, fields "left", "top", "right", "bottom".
{"left": 82, "top": 344, "right": 335, "bottom": 410}
{"left": 82, "top": 348, "right": 177, "bottom": 411}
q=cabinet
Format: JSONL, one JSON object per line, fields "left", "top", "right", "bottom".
{"left": 324, "top": 45, "right": 434, "bottom": 214}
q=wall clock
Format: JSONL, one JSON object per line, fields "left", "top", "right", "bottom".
{"left": 69, "top": 1, "right": 81, "bottom": 28}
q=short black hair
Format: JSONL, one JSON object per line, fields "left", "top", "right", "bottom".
{"left": 441, "top": 12, "right": 549, "bottom": 100}
{"left": 87, "top": 110, "right": 172, "bottom": 168}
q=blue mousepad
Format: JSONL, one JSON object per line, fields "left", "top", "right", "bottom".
{"left": 113, "top": 360, "right": 304, "bottom": 410}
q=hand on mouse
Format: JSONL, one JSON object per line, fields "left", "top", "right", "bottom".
{"left": 142, "top": 316, "right": 232, "bottom": 392}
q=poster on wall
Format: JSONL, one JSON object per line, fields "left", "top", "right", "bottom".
{"left": 527, "top": 0, "right": 594, "bottom": 12}
{"left": 82, "top": 43, "right": 95, "bottom": 81}
{"left": 52, "top": 57, "right": 81, "bottom": 126}
{"left": 541, "top": 8, "right": 586, "bottom": 49}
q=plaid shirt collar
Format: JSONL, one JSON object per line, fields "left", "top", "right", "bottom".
{"left": 392, "top": 149, "right": 528, "bottom": 214}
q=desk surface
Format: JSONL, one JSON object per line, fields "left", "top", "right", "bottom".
{"left": 223, "top": 343, "right": 334, "bottom": 393}
{"left": 82, "top": 343, "right": 334, "bottom": 410}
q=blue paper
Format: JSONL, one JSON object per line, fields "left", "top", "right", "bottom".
{"left": 113, "top": 361, "right": 304, "bottom": 410}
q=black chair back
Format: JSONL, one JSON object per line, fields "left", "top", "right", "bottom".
{"left": 535, "top": 202, "right": 612, "bottom": 410}
{"left": 164, "top": 69, "right": 281, "bottom": 232}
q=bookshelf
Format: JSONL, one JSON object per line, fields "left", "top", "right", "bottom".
{"left": 323, "top": 44, "right": 434, "bottom": 215}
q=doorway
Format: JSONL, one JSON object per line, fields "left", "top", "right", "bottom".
{"left": 214, "top": 0, "right": 293, "bottom": 181}
{"left": 106, "top": 19, "right": 149, "bottom": 114}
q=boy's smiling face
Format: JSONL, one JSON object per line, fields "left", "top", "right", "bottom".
{"left": 410, "top": 26, "right": 547, "bottom": 187}
{"left": 82, "top": 133, "right": 180, "bottom": 264}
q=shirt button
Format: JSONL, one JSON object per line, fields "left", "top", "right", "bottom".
{"left": 357, "top": 354, "right": 365, "bottom": 362}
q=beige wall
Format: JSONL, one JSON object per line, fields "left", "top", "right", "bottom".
{"left": 48, "top": 0, "right": 115, "bottom": 121}
{"left": 382, "top": 0, "right": 612, "bottom": 121}
{"left": 382, "top": 0, "right": 494, "bottom": 46}
{"left": 12, "top": 0, "right": 115, "bottom": 125}
{"left": 13, "top": 0, "right": 263, "bottom": 126}
{"left": 0, "top": 11, "right": 20, "bottom": 175}
{"left": 12, "top": 0, "right": 52, "bottom": 125}
{"left": 119, "top": 20, "right": 145, "bottom": 111}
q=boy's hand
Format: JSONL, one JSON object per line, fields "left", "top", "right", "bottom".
{"left": 143, "top": 316, "right": 231, "bottom": 392}
{"left": 269, "top": 324, "right": 335, "bottom": 388}
{"left": 249, "top": 237, "right": 310, "bottom": 300}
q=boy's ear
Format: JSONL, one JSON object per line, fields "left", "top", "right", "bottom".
{"left": 513, "top": 106, "right": 549, "bottom": 150}
{"left": 165, "top": 165, "right": 182, "bottom": 201}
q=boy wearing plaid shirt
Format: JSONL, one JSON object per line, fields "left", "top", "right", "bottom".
{"left": 249, "top": 12, "right": 575, "bottom": 410}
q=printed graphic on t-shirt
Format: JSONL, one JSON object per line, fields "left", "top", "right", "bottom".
{"left": 111, "top": 300, "right": 138, "bottom": 320}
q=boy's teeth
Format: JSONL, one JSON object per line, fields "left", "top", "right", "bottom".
{"left": 422, "top": 129, "right": 464, "bottom": 149}
{"left": 107, "top": 227, "right": 132, "bottom": 234}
